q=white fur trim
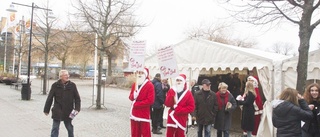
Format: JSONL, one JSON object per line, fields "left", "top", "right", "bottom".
{"left": 176, "top": 76, "right": 186, "bottom": 84}
{"left": 248, "top": 76, "right": 258, "bottom": 88}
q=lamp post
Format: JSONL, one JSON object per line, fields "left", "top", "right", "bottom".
{"left": 11, "top": 2, "right": 53, "bottom": 100}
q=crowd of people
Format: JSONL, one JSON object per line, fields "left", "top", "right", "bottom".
{"left": 127, "top": 69, "right": 268, "bottom": 137}
{"left": 41, "top": 69, "right": 320, "bottom": 137}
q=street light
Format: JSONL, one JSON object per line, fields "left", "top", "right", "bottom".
{"left": 11, "top": 2, "right": 53, "bottom": 100}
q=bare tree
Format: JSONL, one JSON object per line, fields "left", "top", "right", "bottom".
{"left": 72, "top": 0, "right": 143, "bottom": 109}
{"left": 219, "top": 0, "right": 320, "bottom": 93}
{"left": 185, "top": 22, "right": 256, "bottom": 48}
{"left": 32, "top": 1, "right": 58, "bottom": 95}
{"left": 268, "top": 42, "right": 295, "bottom": 55}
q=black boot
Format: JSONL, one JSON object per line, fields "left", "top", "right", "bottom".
{"left": 159, "top": 124, "right": 166, "bottom": 128}
{"left": 152, "top": 128, "right": 162, "bottom": 134}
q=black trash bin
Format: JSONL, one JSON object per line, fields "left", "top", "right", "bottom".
{"left": 21, "top": 83, "right": 31, "bottom": 100}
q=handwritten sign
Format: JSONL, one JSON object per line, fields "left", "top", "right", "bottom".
{"left": 129, "top": 40, "right": 146, "bottom": 71}
{"left": 157, "top": 46, "right": 179, "bottom": 79}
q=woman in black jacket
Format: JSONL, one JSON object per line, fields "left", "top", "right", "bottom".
{"left": 272, "top": 88, "right": 313, "bottom": 137}
{"left": 302, "top": 83, "right": 320, "bottom": 137}
{"left": 237, "top": 81, "right": 256, "bottom": 137}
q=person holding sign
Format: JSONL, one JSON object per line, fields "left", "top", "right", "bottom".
{"left": 165, "top": 74, "right": 195, "bottom": 137}
{"left": 129, "top": 68, "right": 155, "bottom": 137}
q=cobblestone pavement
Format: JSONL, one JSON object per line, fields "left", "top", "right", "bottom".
{"left": 0, "top": 78, "right": 243, "bottom": 137}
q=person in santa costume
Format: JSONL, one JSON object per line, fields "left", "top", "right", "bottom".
{"left": 165, "top": 74, "right": 195, "bottom": 137}
{"left": 128, "top": 68, "right": 155, "bottom": 137}
{"left": 244, "top": 76, "right": 263, "bottom": 137}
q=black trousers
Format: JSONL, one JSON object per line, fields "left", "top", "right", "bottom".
{"left": 159, "top": 107, "right": 164, "bottom": 126}
{"left": 151, "top": 107, "right": 162, "bottom": 129}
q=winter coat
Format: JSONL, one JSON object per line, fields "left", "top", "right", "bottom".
{"left": 214, "top": 93, "right": 237, "bottom": 130}
{"left": 192, "top": 89, "right": 218, "bottom": 125}
{"left": 302, "top": 101, "right": 320, "bottom": 135}
{"left": 272, "top": 99, "right": 313, "bottom": 137}
{"left": 43, "top": 80, "right": 81, "bottom": 121}
{"left": 129, "top": 80, "right": 155, "bottom": 122}
{"left": 152, "top": 78, "right": 164, "bottom": 109}
{"left": 165, "top": 88, "right": 195, "bottom": 131}
{"left": 238, "top": 91, "right": 255, "bottom": 131}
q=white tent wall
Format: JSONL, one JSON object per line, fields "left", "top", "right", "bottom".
{"left": 145, "top": 38, "right": 290, "bottom": 136}
{"left": 282, "top": 49, "right": 320, "bottom": 90}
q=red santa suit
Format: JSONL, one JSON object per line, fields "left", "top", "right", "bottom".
{"left": 247, "top": 76, "right": 263, "bottom": 136}
{"left": 129, "top": 68, "right": 155, "bottom": 137}
{"left": 165, "top": 74, "right": 195, "bottom": 137}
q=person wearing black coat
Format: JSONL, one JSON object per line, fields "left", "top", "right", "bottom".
{"left": 192, "top": 79, "right": 218, "bottom": 137}
{"left": 237, "top": 81, "right": 256, "bottom": 137}
{"left": 159, "top": 78, "right": 170, "bottom": 128}
{"left": 272, "top": 88, "right": 313, "bottom": 137}
{"left": 151, "top": 73, "right": 164, "bottom": 134}
{"left": 302, "top": 83, "right": 320, "bottom": 137}
{"left": 190, "top": 79, "right": 200, "bottom": 128}
{"left": 44, "top": 70, "right": 81, "bottom": 137}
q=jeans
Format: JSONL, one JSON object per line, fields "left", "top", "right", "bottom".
{"left": 197, "top": 124, "right": 211, "bottom": 137}
{"left": 246, "top": 131, "right": 252, "bottom": 137}
{"left": 217, "top": 130, "right": 229, "bottom": 137}
{"left": 51, "top": 119, "right": 74, "bottom": 137}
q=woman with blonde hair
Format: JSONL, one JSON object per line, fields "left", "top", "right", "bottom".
{"left": 236, "top": 81, "right": 256, "bottom": 137}
{"left": 272, "top": 88, "right": 313, "bottom": 137}
{"left": 214, "top": 82, "right": 237, "bottom": 137}
{"left": 302, "top": 83, "right": 320, "bottom": 137}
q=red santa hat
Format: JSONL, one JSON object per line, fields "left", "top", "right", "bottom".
{"left": 248, "top": 76, "right": 258, "bottom": 88}
{"left": 176, "top": 74, "right": 187, "bottom": 90}
{"left": 140, "top": 67, "right": 149, "bottom": 80}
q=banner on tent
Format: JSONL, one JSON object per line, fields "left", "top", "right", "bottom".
{"left": 129, "top": 40, "right": 146, "bottom": 71}
{"left": 157, "top": 46, "right": 179, "bottom": 79}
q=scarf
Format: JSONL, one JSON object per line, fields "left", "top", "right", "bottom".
{"left": 216, "top": 91, "right": 229, "bottom": 110}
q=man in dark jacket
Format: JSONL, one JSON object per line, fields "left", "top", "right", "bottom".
{"left": 159, "top": 78, "right": 170, "bottom": 128}
{"left": 151, "top": 73, "right": 164, "bottom": 134}
{"left": 190, "top": 79, "right": 200, "bottom": 128}
{"left": 192, "top": 79, "right": 218, "bottom": 137}
{"left": 44, "top": 70, "right": 81, "bottom": 137}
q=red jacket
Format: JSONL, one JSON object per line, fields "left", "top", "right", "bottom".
{"left": 165, "top": 88, "right": 195, "bottom": 130}
{"left": 129, "top": 80, "right": 155, "bottom": 122}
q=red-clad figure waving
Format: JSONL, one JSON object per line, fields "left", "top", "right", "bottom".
{"left": 129, "top": 68, "right": 155, "bottom": 137}
{"left": 247, "top": 76, "right": 263, "bottom": 136}
{"left": 165, "top": 74, "right": 195, "bottom": 137}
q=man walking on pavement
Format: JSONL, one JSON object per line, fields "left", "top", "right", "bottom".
{"left": 43, "top": 70, "right": 81, "bottom": 137}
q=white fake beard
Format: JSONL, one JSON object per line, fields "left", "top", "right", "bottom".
{"left": 137, "top": 74, "right": 146, "bottom": 85}
{"left": 175, "top": 83, "right": 185, "bottom": 93}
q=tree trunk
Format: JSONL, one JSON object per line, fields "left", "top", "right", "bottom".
{"left": 96, "top": 50, "right": 102, "bottom": 109}
{"left": 296, "top": 12, "right": 313, "bottom": 94}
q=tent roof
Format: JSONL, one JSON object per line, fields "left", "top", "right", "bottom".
{"left": 282, "top": 49, "right": 320, "bottom": 72}
{"left": 145, "top": 38, "right": 290, "bottom": 71}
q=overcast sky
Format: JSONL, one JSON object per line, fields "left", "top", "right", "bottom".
{"left": 1, "top": 0, "right": 319, "bottom": 53}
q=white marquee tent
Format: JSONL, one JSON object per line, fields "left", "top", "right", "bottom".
{"left": 144, "top": 38, "right": 291, "bottom": 136}
{"left": 282, "top": 49, "right": 320, "bottom": 89}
